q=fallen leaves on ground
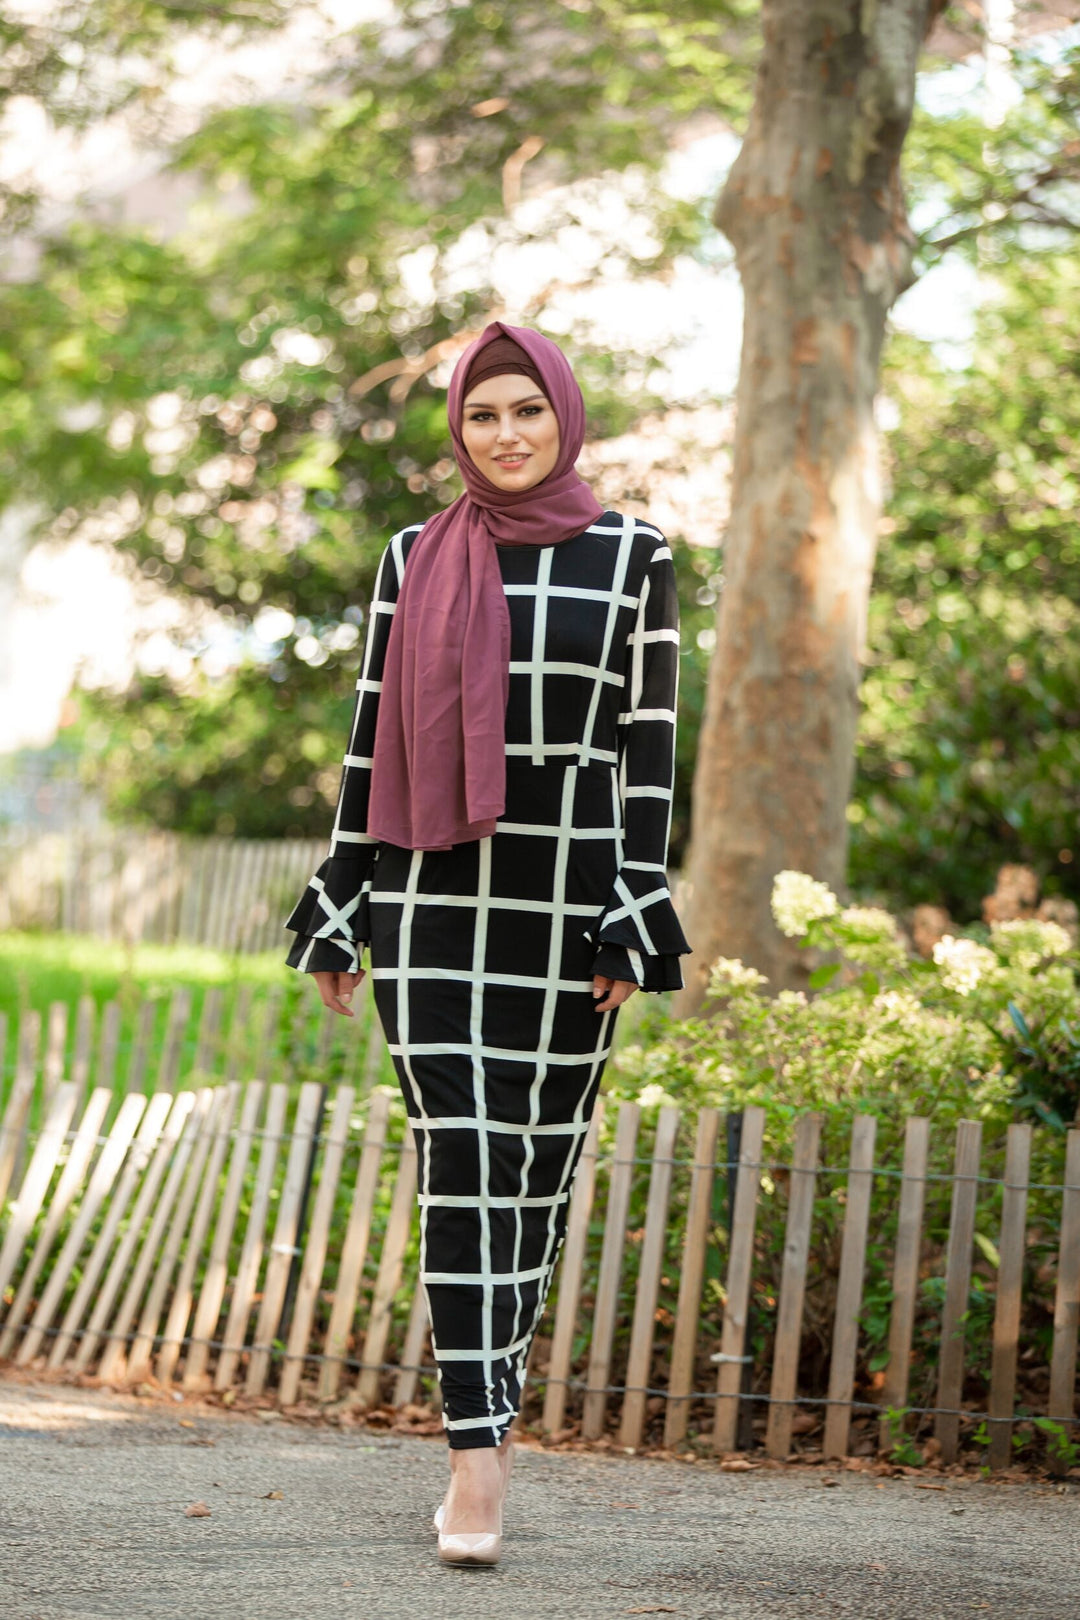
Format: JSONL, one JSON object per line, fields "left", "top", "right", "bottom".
{"left": 184, "top": 1501, "right": 211, "bottom": 1518}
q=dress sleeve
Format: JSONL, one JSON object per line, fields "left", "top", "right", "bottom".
{"left": 284, "top": 536, "right": 402, "bottom": 975}
{"left": 586, "top": 533, "right": 690, "bottom": 992}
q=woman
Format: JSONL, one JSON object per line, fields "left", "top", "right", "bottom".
{"left": 285, "top": 321, "right": 689, "bottom": 1566}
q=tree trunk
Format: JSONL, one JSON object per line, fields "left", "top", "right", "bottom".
{"left": 678, "top": 0, "right": 946, "bottom": 1009}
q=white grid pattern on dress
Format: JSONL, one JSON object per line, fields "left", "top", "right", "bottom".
{"left": 285, "top": 510, "right": 688, "bottom": 1442}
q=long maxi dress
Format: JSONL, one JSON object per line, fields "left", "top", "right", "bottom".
{"left": 284, "top": 507, "right": 690, "bottom": 1447}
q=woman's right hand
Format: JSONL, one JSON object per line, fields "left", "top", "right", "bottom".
{"left": 312, "top": 969, "right": 365, "bottom": 1017}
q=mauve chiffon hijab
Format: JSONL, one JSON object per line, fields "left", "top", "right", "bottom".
{"left": 366, "top": 321, "right": 603, "bottom": 851}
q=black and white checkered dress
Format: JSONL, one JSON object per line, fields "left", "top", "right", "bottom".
{"left": 285, "top": 508, "right": 689, "bottom": 1445}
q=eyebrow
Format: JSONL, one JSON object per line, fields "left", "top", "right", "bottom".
{"left": 463, "top": 392, "right": 547, "bottom": 408}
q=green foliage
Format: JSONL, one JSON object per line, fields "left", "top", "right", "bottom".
{"left": 855, "top": 254, "right": 1080, "bottom": 915}
{"left": 620, "top": 871, "right": 1080, "bottom": 1140}
{"left": 1034, "top": 1416, "right": 1080, "bottom": 1471}
{"left": 7, "top": 2, "right": 750, "bottom": 840}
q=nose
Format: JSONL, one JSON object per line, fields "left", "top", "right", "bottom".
{"left": 495, "top": 416, "right": 521, "bottom": 444}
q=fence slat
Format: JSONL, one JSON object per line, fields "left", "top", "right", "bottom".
{"left": 71, "top": 995, "right": 95, "bottom": 1094}
{"left": 581, "top": 1101, "right": 641, "bottom": 1441}
{"left": 664, "top": 1106, "right": 720, "bottom": 1448}
{"left": 48, "top": 1091, "right": 175, "bottom": 1369}
{"left": 0, "top": 1083, "right": 79, "bottom": 1302}
{"left": 74, "top": 1093, "right": 195, "bottom": 1371}
{"left": 878, "top": 1114, "right": 930, "bottom": 1454}
{"left": 156, "top": 986, "right": 193, "bottom": 1095}
{"left": 96, "top": 1000, "right": 121, "bottom": 1094}
{"left": 223, "top": 986, "right": 254, "bottom": 1085}
{"left": 619, "top": 1105, "right": 680, "bottom": 1449}
{"left": 988, "top": 1122, "right": 1032, "bottom": 1470}
{"left": 43, "top": 1001, "right": 68, "bottom": 1112}
{"left": 0, "top": 1010, "right": 41, "bottom": 1211}
{"left": 934, "top": 1118, "right": 983, "bottom": 1463}
{"left": 15, "top": 1093, "right": 148, "bottom": 1366}
{"left": 1047, "top": 1129, "right": 1080, "bottom": 1453}
{"left": 183, "top": 1080, "right": 264, "bottom": 1389}
{"left": 356, "top": 1130, "right": 419, "bottom": 1408}
{"left": 713, "top": 1106, "right": 766, "bottom": 1454}
{"left": 215, "top": 1083, "right": 289, "bottom": 1390}
{"left": 125, "top": 999, "right": 157, "bottom": 1095}
{"left": 392, "top": 1283, "right": 431, "bottom": 1409}
{"left": 542, "top": 1103, "right": 604, "bottom": 1434}
{"left": 0, "top": 1087, "right": 113, "bottom": 1359}
{"left": 155, "top": 1083, "right": 240, "bottom": 1383}
{"left": 97, "top": 1090, "right": 209, "bottom": 1382}
{"left": 246, "top": 1082, "right": 323, "bottom": 1396}
{"left": 318, "top": 1091, "right": 392, "bottom": 1401}
{"left": 824, "top": 1113, "right": 877, "bottom": 1460}
{"left": 125, "top": 1087, "right": 223, "bottom": 1382}
{"left": 192, "top": 988, "right": 224, "bottom": 1081}
{"left": 279, "top": 1086, "right": 356, "bottom": 1407}
{"left": 765, "top": 1111, "right": 822, "bottom": 1461}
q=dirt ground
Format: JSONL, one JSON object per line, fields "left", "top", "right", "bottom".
{"left": 0, "top": 1379, "right": 1075, "bottom": 1620}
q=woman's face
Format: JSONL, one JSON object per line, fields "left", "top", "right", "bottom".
{"left": 460, "top": 372, "right": 560, "bottom": 491}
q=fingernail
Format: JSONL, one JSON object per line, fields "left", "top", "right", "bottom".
{"left": 342, "top": 991, "right": 352, "bottom": 1002}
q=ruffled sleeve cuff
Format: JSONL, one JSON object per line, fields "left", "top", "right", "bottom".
{"left": 585, "top": 867, "right": 690, "bottom": 994}
{"left": 283, "top": 850, "right": 377, "bottom": 975}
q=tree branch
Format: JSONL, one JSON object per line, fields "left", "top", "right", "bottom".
{"left": 923, "top": 152, "right": 1080, "bottom": 254}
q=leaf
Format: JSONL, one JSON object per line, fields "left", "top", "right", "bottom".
{"left": 859, "top": 972, "right": 880, "bottom": 996}
{"left": 1008, "top": 1001, "right": 1032, "bottom": 1041}
{"left": 808, "top": 962, "right": 841, "bottom": 989}
{"left": 973, "top": 1231, "right": 1000, "bottom": 1269}
{"left": 184, "top": 1501, "right": 212, "bottom": 1518}
{"left": 263, "top": 1489, "right": 284, "bottom": 1501}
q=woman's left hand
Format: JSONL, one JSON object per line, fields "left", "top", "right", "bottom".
{"left": 592, "top": 976, "right": 638, "bottom": 1012}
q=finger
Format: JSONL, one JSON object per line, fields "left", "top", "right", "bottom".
{"left": 592, "top": 976, "right": 613, "bottom": 1000}
{"left": 326, "top": 994, "right": 355, "bottom": 1018}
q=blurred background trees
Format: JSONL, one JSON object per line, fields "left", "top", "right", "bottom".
{"left": 2, "top": 0, "right": 1079, "bottom": 958}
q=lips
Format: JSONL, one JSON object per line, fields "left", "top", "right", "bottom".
{"left": 495, "top": 454, "right": 530, "bottom": 464}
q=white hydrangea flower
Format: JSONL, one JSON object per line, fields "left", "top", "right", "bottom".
{"left": 709, "top": 957, "right": 769, "bottom": 993}
{"left": 637, "top": 1082, "right": 677, "bottom": 1110}
{"left": 932, "top": 935, "right": 997, "bottom": 996}
{"left": 840, "top": 905, "right": 900, "bottom": 939}
{"left": 990, "top": 918, "right": 1073, "bottom": 971}
{"left": 776, "top": 989, "right": 808, "bottom": 1008}
{"left": 873, "top": 989, "right": 923, "bottom": 1023}
{"left": 771, "top": 870, "right": 839, "bottom": 937}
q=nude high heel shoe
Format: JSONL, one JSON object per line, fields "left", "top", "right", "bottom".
{"left": 434, "top": 1437, "right": 513, "bottom": 1533}
{"left": 437, "top": 1501, "right": 502, "bottom": 1567}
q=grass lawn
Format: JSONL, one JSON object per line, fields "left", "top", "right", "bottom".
{"left": 0, "top": 930, "right": 654, "bottom": 1115}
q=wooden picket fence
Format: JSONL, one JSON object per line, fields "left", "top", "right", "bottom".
{"left": 2, "top": 1063, "right": 1079, "bottom": 1466}
{"left": 0, "top": 985, "right": 385, "bottom": 1120}
{"left": 0, "top": 826, "right": 324, "bottom": 952}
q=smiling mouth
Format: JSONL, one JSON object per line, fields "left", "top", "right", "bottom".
{"left": 495, "top": 454, "right": 530, "bottom": 464}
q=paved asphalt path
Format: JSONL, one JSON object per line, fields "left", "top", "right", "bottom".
{"left": 0, "top": 1382, "right": 1072, "bottom": 1619}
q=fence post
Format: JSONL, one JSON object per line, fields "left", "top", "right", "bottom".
{"left": 988, "top": 1121, "right": 1031, "bottom": 1470}
{"left": 1047, "top": 1128, "right": 1080, "bottom": 1472}
{"left": 713, "top": 1106, "right": 765, "bottom": 1455}
{"left": 765, "top": 1112, "right": 822, "bottom": 1460}
{"left": 619, "top": 1104, "right": 680, "bottom": 1449}
{"left": 542, "top": 1102, "right": 605, "bottom": 1435}
{"left": 878, "top": 1114, "right": 930, "bottom": 1455}
{"left": 934, "top": 1118, "right": 983, "bottom": 1464}
{"left": 581, "top": 1101, "right": 641, "bottom": 1440}
{"left": 664, "top": 1106, "right": 720, "bottom": 1449}
{"left": 824, "top": 1113, "right": 877, "bottom": 1460}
